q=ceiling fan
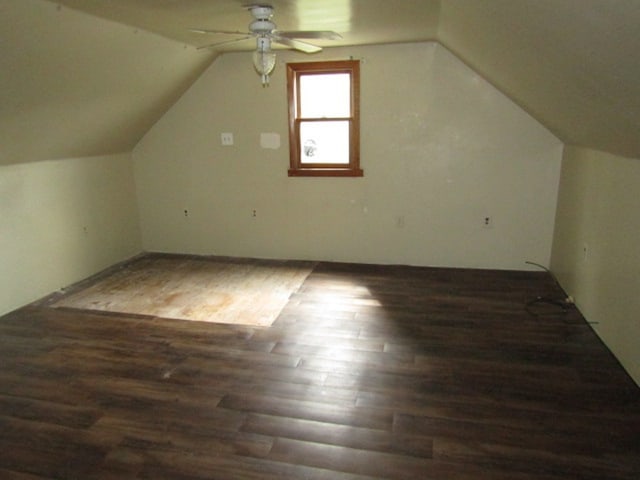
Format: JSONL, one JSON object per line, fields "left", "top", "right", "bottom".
{"left": 191, "top": 4, "right": 342, "bottom": 86}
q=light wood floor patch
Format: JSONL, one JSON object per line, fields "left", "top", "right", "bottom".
{"left": 52, "top": 255, "right": 314, "bottom": 327}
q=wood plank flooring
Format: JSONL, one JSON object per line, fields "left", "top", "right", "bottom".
{"left": 1, "top": 259, "right": 639, "bottom": 479}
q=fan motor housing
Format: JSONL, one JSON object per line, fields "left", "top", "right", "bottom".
{"left": 250, "top": 6, "right": 274, "bottom": 20}
{"left": 249, "top": 19, "right": 276, "bottom": 34}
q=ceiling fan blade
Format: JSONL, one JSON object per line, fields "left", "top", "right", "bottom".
{"left": 277, "top": 31, "right": 342, "bottom": 40}
{"left": 196, "top": 36, "right": 253, "bottom": 50}
{"left": 190, "top": 28, "right": 251, "bottom": 36}
{"left": 273, "top": 35, "right": 322, "bottom": 54}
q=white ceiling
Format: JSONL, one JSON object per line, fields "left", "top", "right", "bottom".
{"left": 2, "top": 0, "right": 640, "bottom": 164}
{"left": 438, "top": 0, "right": 640, "bottom": 160}
{"left": 0, "top": 0, "right": 216, "bottom": 165}
{"left": 52, "top": 0, "right": 442, "bottom": 49}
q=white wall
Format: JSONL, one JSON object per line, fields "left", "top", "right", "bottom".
{"left": 133, "top": 42, "right": 562, "bottom": 270}
{"left": 551, "top": 146, "right": 640, "bottom": 385}
{"left": 0, "top": 154, "right": 141, "bottom": 315}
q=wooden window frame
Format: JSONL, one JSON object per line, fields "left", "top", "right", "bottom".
{"left": 287, "top": 60, "right": 362, "bottom": 177}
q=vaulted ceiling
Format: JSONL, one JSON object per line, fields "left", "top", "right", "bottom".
{"left": 2, "top": 0, "right": 640, "bottom": 165}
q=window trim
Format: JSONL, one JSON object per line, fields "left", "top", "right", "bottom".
{"left": 287, "top": 60, "right": 362, "bottom": 177}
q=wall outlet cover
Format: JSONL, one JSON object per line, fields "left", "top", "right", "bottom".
{"left": 221, "top": 133, "right": 234, "bottom": 146}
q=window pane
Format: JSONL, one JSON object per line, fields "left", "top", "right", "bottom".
{"left": 300, "top": 73, "right": 350, "bottom": 118}
{"left": 300, "top": 121, "right": 350, "bottom": 164}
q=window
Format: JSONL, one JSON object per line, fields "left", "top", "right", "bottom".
{"left": 287, "top": 60, "right": 362, "bottom": 177}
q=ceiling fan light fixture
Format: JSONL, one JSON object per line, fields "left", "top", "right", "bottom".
{"left": 192, "top": 5, "right": 341, "bottom": 85}
{"left": 253, "top": 36, "right": 276, "bottom": 86}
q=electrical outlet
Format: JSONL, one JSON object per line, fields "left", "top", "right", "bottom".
{"left": 221, "top": 132, "right": 234, "bottom": 146}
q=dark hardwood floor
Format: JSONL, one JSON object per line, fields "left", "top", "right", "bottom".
{"left": 1, "top": 259, "right": 639, "bottom": 479}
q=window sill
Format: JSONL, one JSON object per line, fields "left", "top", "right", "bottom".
{"left": 288, "top": 168, "right": 364, "bottom": 177}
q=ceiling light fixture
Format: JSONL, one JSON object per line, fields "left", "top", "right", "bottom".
{"left": 253, "top": 36, "right": 276, "bottom": 87}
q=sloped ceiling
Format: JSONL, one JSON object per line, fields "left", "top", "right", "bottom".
{"left": 2, "top": 0, "right": 640, "bottom": 165}
{"left": 438, "top": 0, "right": 640, "bottom": 160}
{"left": 0, "top": 0, "right": 216, "bottom": 165}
